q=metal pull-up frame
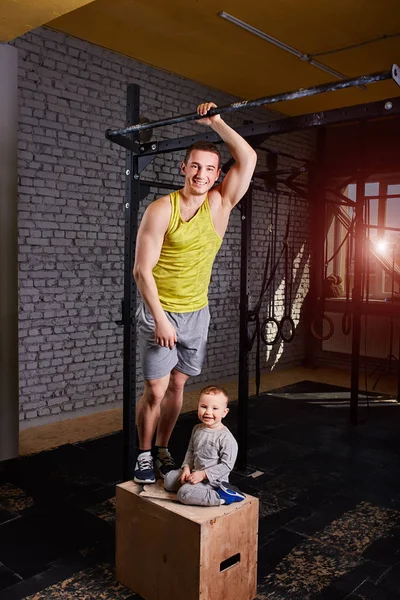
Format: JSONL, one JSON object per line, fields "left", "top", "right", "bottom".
{"left": 106, "top": 65, "right": 400, "bottom": 479}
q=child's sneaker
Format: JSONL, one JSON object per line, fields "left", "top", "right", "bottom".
{"left": 155, "top": 448, "right": 176, "bottom": 478}
{"left": 133, "top": 451, "right": 156, "bottom": 484}
{"left": 217, "top": 482, "right": 245, "bottom": 505}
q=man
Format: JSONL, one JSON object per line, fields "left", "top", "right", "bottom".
{"left": 133, "top": 101, "right": 257, "bottom": 483}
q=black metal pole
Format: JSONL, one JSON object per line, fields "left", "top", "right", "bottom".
{"left": 397, "top": 319, "right": 400, "bottom": 402}
{"left": 306, "top": 128, "right": 327, "bottom": 367}
{"left": 0, "top": 45, "right": 19, "bottom": 461}
{"left": 107, "top": 65, "right": 399, "bottom": 137}
{"left": 123, "top": 84, "right": 141, "bottom": 481}
{"left": 350, "top": 167, "right": 365, "bottom": 425}
{"left": 237, "top": 186, "right": 253, "bottom": 471}
{"left": 388, "top": 244, "right": 396, "bottom": 372}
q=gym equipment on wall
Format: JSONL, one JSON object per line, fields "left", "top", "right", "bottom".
{"left": 261, "top": 189, "right": 281, "bottom": 347}
{"left": 107, "top": 70, "right": 400, "bottom": 476}
{"left": 260, "top": 215, "right": 292, "bottom": 346}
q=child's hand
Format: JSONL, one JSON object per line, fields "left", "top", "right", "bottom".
{"left": 180, "top": 466, "right": 191, "bottom": 484}
{"left": 188, "top": 470, "right": 206, "bottom": 484}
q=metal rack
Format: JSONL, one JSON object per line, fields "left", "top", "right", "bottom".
{"left": 106, "top": 67, "right": 400, "bottom": 478}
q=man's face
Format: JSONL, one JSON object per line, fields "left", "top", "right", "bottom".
{"left": 181, "top": 150, "right": 221, "bottom": 195}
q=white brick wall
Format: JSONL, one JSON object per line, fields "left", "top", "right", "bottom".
{"left": 12, "top": 27, "right": 315, "bottom": 427}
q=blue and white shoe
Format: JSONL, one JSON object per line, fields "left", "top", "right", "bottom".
{"left": 134, "top": 451, "right": 156, "bottom": 484}
{"left": 217, "top": 482, "right": 245, "bottom": 505}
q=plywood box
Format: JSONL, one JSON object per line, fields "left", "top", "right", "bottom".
{"left": 116, "top": 481, "right": 259, "bottom": 600}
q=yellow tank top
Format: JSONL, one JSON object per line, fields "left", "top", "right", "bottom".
{"left": 153, "top": 191, "right": 223, "bottom": 312}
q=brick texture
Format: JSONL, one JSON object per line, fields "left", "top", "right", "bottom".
{"left": 12, "top": 27, "right": 315, "bottom": 426}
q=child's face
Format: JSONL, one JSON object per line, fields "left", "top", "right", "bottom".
{"left": 197, "top": 392, "right": 229, "bottom": 429}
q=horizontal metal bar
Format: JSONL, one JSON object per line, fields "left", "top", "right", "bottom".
{"left": 262, "top": 147, "right": 313, "bottom": 164}
{"left": 137, "top": 95, "right": 400, "bottom": 157}
{"left": 107, "top": 65, "right": 399, "bottom": 138}
{"left": 366, "top": 194, "right": 400, "bottom": 199}
{"left": 267, "top": 178, "right": 357, "bottom": 207}
{"left": 326, "top": 188, "right": 355, "bottom": 206}
{"left": 104, "top": 131, "right": 140, "bottom": 153}
{"left": 139, "top": 179, "right": 181, "bottom": 190}
{"left": 366, "top": 223, "right": 400, "bottom": 232}
{"left": 254, "top": 167, "right": 307, "bottom": 179}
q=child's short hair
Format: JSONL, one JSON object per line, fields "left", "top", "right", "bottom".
{"left": 199, "top": 385, "right": 229, "bottom": 405}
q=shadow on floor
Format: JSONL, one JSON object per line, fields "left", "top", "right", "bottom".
{"left": 1, "top": 381, "right": 400, "bottom": 599}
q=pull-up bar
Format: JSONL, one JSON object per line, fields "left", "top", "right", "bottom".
{"left": 106, "top": 64, "right": 400, "bottom": 139}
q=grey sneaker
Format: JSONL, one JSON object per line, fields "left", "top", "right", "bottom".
{"left": 155, "top": 449, "right": 176, "bottom": 479}
{"left": 134, "top": 451, "right": 156, "bottom": 484}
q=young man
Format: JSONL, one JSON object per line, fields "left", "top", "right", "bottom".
{"left": 133, "top": 101, "right": 257, "bottom": 484}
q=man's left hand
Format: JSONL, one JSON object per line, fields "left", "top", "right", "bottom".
{"left": 196, "top": 102, "right": 221, "bottom": 126}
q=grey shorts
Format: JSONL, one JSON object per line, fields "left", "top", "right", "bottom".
{"left": 136, "top": 303, "right": 210, "bottom": 380}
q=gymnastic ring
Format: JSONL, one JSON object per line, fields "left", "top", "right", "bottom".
{"left": 341, "top": 311, "right": 352, "bottom": 335}
{"left": 261, "top": 317, "right": 281, "bottom": 346}
{"left": 280, "top": 316, "right": 295, "bottom": 343}
{"left": 310, "top": 314, "right": 334, "bottom": 341}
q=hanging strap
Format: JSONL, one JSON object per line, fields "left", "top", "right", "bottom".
{"left": 252, "top": 215, "right": 291, "bottom": 395}
{"left": 280, "top": 213, "right": 295, "bottom": 343}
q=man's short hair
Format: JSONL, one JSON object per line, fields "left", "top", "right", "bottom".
{"left": 183, "top": 141, "right": 221, "bottom": 169}
{"left": 199, "top": 385, "right": 229, "bottom": 404}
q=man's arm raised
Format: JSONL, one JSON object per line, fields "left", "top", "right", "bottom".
{"left": 133, "top": 198, "right": 177, "bottom": 348}
{"left": 197, "top": 102, "right": 257, "bottom": 209}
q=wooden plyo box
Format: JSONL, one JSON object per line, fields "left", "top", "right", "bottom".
{"left": 116, "top": 481, "right": 259, "bottom": 600}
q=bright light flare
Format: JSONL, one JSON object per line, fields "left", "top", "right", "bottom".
{"left": 376, "top": 240, "right": 388, "bottom": 253}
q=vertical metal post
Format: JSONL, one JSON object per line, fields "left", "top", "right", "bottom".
{"left": 0, "top": 45, "right": 19, "bottom": 462}
{"left": 123, "top": 84, "right": 140, "bottom": 481}
{"left": 376, "top": 182, "right": 387, "bottom": 294}
{"left": 397, "top": 321, "right": 400, "bottom": 402}
{"left": 350, "top": 169, "right": 365, "bottom": 425}
{"left": 305, "top": 128, "right": 327, "bottom": 366}
{"left": 237, "top": 186, "right": 253, "bottom": 471}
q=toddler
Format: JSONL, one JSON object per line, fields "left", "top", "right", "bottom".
{"left": 164, "top": 386, "right": 245, "bottom": 506}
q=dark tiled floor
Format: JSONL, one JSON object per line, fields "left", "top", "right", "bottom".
{"left": 1, "top": 381, "right": 400, "bottom": 599}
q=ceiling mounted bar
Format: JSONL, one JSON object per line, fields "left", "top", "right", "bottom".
{"left": 106, "top": 65, "right": 400, "bottom": 138}
{"left": 218, "top": 11, "right": 357, "bottom": 83}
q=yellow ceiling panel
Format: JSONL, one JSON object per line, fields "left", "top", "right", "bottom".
{"left": 0, "top": 0, "right": 96, "bottom": 42}
{"left": 6, "top": 0, "right": 400, "bottom": 115}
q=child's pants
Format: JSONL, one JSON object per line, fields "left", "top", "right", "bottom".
{"left": 164, "top": 469, "right": 221, "bottom": 506}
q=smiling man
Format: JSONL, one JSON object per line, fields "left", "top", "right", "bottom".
{"left": 133, "top": 101, "right": 257, "bottom": 484}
